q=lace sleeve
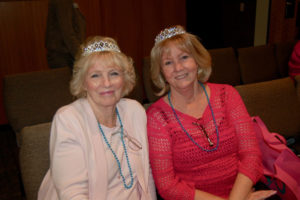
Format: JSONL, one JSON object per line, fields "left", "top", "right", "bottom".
{"left": 226, "top": 86, "right": 263, "bottom": 183}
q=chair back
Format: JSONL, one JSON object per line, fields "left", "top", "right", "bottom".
{"left": 235, "top": 77, "right": 300, "bottom": 138}
{"left": 237, "top": 44, "right": 280, "bottom": 84}
{"left": 208, "top": 47, "right": 241, "bottom": 85}
{"left": 3, "top": 67, "right": 73, "bottom": 144}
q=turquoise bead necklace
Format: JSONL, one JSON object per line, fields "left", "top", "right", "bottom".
{"left": 97, "top": 108, "right": 134, "bottom": 189}
{"left": 168, "top": 82, "right": 220, "bottom": 152}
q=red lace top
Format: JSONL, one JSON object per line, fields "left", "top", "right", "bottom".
{"left": 147, "top": 83, "right": 262, "bottom": 200}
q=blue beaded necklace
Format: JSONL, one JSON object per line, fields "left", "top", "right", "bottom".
{"left": 97, "top": 108, "right": 134, "bottom": 189}
{"left": 168, "top": 82, "right": 220, "bottom": 152}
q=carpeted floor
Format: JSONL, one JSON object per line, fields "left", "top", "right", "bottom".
{"left": 0, "top": 124, "right": 24, "bottom": 200}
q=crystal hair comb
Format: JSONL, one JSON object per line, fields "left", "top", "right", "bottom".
{"left": 83, "top": 40, "right": 121, "bottom": 55}
{"left": 155, "top": 26, "right": 186, "bottom": 44}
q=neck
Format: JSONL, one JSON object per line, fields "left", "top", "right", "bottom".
{"left": 87, "top": 98, "right": 117, "bottom": 128}
{"left": 170, "top": 82, "right": 203, "bottom": 105}
{"left": 97, "top": 109, "right": 117, "bottom": 128}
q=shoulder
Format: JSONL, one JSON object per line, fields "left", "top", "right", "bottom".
{"left": 50, "top": 99, "right": 91, "bottom": 140}
{"left": 119, "top": 98, "right": 145, "bottom": 111}
{"left": 208, "top": 82, "right": 237, "bottom": 95}
{"left": 118, "top": 98, "right": 146, "bottom": 117}
{"left": 51, "top": 98, "right": 99, "bottom": 141}
{"left": 56, "top": 98, "right": 82, "bottom": 114}
{"left": 208, "top": 82, "right": 234, "bottom": 90}
{"left": 54, "top": 98, "right": 90, "bottom": 122}
{"left": 207, "top": 83, "right": 241, "bottom": 104}
{"left": 146, "top": 97, "right": 169, "bottom": 120}
{"left": 146, "top": 97, "right": 165, "bottom": 111}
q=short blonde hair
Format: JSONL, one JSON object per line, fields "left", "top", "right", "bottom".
{"left": 150, "top": 25, "right": 212, "bottom": 96}
{"left": 70, "top": 36, "right": 136, "bottom": 98}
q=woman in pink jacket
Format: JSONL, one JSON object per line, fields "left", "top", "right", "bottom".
{"left": 38, "top": 36, "right": 156, "bottom": 200}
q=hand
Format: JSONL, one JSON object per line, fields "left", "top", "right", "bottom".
{"left": 246, "top": 189, "right": 277, "bottom": 200}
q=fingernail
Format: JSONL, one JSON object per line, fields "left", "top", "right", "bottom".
{"left": 271, "top": 190, "right": 277, "bottom": 195}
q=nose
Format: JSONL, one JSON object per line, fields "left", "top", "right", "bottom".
{"left": 174, "top": 61, "right": 183, "bottom": 72}
{"left": 103, "top": 76, "right": 112, "bottom": 88}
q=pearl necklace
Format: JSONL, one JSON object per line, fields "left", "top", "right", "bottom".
{"left": 97, "top": 108, "right": 134, "bottom": 189}
{"left": 168, "top": 82, "right": 220, "bottom": 152}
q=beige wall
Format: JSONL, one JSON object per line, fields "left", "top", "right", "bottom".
{"left": 254, "top": 0, "right": 270, "bottom": 46}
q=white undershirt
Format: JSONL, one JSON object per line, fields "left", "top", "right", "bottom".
{"left": 100, "top": 124, "right": 140, "bottom": 200}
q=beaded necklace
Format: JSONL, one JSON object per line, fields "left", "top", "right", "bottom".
{"left": 97, "top": 108, "right": 134, "bottom": 189}
{"left": 168, "top": 82, "right": 220, "bottom": 152}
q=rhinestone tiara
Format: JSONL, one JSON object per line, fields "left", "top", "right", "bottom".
{"left": 83, "top": 40, "right": 121, "bottom": 55}
{"left": 155, "top": 26, "right": 186, "bottom": 44}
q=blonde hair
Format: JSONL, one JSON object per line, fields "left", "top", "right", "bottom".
{"left": 70, "top": 36, "right": 136, "bottom": 98}
{"left": 150, "top": 25, "right": 212, "bottom": 96}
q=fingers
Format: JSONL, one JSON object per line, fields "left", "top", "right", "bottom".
{"left": 248, "top": 190, "right": 277, "bottom": 200}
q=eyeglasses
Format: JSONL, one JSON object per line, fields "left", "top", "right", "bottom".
{"left": 192, "top": 122, "right": 214, "bottom": 146}
{"left": 111, "top": 128, "right": 142, "bottom": 151}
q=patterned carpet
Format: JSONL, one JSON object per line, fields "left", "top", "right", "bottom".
{"left": 0, "top": 124, "right": 24, "bottom": 200}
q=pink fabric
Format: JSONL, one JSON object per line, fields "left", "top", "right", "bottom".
{"left": 147, "top": 83, "right": 262, "bottom": 200}
{"left": 288, "top": 41, "right": 300, "bottom": 78}
{"left": 252, "top": 116, "right": 300, "bottom": 200}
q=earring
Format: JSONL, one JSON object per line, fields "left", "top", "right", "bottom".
{"left": 197, "top": 67, "right": 203, "bottom": 74}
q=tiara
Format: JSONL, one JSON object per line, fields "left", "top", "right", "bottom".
{"left": 155, "top": 26, "right": 186, "bottom": 44}
{"left": 83, "top": 40, "right": 121, "bottom": 55}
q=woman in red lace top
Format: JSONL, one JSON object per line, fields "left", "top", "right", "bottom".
{"left": 147, "top": 25, "right": 276, "bottom": 200}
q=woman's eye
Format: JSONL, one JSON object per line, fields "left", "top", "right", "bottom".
{"left": 110, "top": 71, "right": 120, "bottom": 76}
{"left": 164, "top": 61, "right": 172, "bottom": 66}
{"left": 181, "top": 55, "right": 189, "bottom": 60}
{"left": 91, "top": 74, "right": 99, "bottom": 78}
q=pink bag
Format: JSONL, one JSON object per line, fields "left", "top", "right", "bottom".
{"left": 252, "top": 116, "right": 300, "bottom": 200}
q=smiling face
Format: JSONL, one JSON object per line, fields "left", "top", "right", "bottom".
{"left": 161, "top": 42, "right": 199, "bottom": 92}
{"left": 84, "top": 57, "right": 125, "bottom": 110}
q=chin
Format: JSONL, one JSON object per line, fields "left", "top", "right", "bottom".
{"left": 175, "top": 81, "right": 194, "bottom": 88}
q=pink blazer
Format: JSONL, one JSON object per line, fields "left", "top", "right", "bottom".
{"left": 38, "top": 98, "right": 156, "bottom": 200}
